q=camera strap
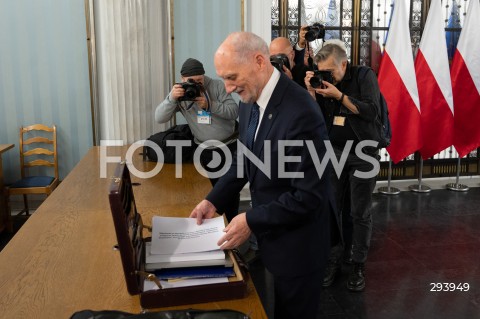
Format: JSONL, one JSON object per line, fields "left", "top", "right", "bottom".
{"left": 185, "top": 101, "right": 195, "bottom": 110}
{"left": 204, "top": 90, "right": 211, "bottom": 112}
{"left": 184, "top": 89, "right": 210, "bottom": 112}
{"left": 196, "top": 90, "right": 212, "bottom": 124}
{"left": 306, "top": 41, "right": 315, "bottom": 70}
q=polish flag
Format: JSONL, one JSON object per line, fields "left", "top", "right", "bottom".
{"left": 415, "top": 0, "right": 454, "bottom": 160}
{"left": 378, "top": 1, "right": 421, "bottom": 163}
{"left": 451, "top": 0, "right": 480, "bottom": 158}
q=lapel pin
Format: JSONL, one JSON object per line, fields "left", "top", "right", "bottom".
{"left": 268, "top": 114, "right": 272, "bottom": 119}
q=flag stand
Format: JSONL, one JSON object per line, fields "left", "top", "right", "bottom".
{"left": 409, "top": 157, "right": 431, "bottom": 193}
{"left": 446, "top": 157, "right": 469, "bottom": 191}
{"left": 377, "top": 158, "right": 400, "bottom": 195}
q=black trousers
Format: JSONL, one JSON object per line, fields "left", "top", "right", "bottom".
{"left": 329, "top": 147, "right": 377, "bottom": 264}
{"left": 273, "top": 268, "right": 324, "bottom": 319}
{"left": 199, "top": 142, "right": 239, "bottom": 222}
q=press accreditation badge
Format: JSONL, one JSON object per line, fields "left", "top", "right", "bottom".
{"left": 333, "top": 116, "right": 346, "bottom": 126}
{"left": 197, "top": 110, "right": 211, "bottom": 124}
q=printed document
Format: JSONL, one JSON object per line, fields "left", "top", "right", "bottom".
{"left": 145, "top": 242, "right": 225, "bottom": 263}
{"left": 150, "top": 216, "right": 225, "bottom": 255}
{"left": 144, "top": 277, "right": 229, "bottom": 291}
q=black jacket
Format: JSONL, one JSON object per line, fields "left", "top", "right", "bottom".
{"left": 207, "top": 72, "right": 335, "bottom": 277}
{"left": 291, "top": 62, "right": 309, "bottom": 89}
{"left": 316, "top": 63, "right": 381, "bottom": 153}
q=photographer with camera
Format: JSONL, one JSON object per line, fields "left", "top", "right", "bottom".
{"left": 293, "top": 24, "right": 325, "bottom": 68}
{"left": 155, "top": 58, "right": 240, "bottom": 222}
{"left": 304, "top": 39, "right": 381, "bottom": 292}
{"left": 269, "top": 36, "right": 309, "bottom": 89}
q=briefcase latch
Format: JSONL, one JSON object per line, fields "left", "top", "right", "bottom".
{"left": 136, "top": 270, "right": 162, "bottom": 289}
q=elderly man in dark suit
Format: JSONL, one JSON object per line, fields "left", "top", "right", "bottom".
{"left": 190, "top": 31, "right": 335, "bottom": 319}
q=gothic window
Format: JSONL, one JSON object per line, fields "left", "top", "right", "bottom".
{"left": 272, "top": 0, "right": 469, "bottom": 73}
{"left": 271, "top": 0, "right": 475, "bottom": 173}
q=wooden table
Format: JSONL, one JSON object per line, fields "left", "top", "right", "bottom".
{"left": 0, "top": 146, "right": 267, "bottom": 319}
{"left": 0, "top": 144, "right": 14, "bottom": 233}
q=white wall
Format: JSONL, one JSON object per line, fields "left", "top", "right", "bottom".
{"left": 172, "top": 0, "right": 271, "bottom": 124}
{"left": 244, "top": 0, "right": 272, "bottom": 43}
{"left": 0, "top": 0, "right": 92, "bottom": 183}
{"left": 0, "top": 0, "right": 273, "bottom": 182}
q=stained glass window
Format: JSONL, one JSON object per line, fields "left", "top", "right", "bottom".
{"left": 271, "top": 0, "right": 476, "bottom": 170}
{"left": 272, "top": 0, "right": 471, "bottom": 71}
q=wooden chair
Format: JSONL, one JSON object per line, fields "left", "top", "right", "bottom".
{"left": 6, "top": 124, "right": 59, "bottom": 231}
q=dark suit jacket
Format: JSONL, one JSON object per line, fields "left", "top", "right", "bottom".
{"left": 291, "top": 62, "right": 309, "bottom": 89}
{"left": 206, "top": 72, "right": 335, "bottom": 277}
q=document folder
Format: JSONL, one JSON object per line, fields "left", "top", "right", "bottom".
{"left": 108, "top": 162, "right": 248, "bottom": 309}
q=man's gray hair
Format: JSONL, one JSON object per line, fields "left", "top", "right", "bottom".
{"left": 227, "top": 32, "right": 270, "bottom": 64}
{"left": 314, "top": 39, "right": 348, "bottom": 65}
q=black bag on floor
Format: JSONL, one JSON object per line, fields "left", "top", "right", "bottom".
{"left": 70, "top": 309, "right": 250, "bottom": 319}
{"left": 144, "top": 124, "right": 195, "bottom": 163}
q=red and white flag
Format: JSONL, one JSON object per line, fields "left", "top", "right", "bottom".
{"left": 415, "top": 0, "right": 454, "bottom": 160}
{"left": 378, "top": 1, "right": 422, "bottom": 163}
{"left": 452, "top": 0, "right": 480, "bottom": 158}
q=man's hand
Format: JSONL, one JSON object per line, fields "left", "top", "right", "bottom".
{"left": 304, "top": 70, "right": 317, "bottom": 99}
{"left": 190, "top": 199, "right": 217, "bottom": 225}
{"left": 316, "top": 82, "right": 358, "bottom": 113}
{"left": 313, "top": 80, "right": 341, "bottom": 100}
{"left": 298, "top": 25, "right": 308, "bottom": 48}
{"left": 304, "top": 47, "right": 314, "bottom": 67}
{"left": 169, "top": 84, "right": 186, "bottom": 101}
{"left": 195, "top": 95, "right": 208, "bottom": 109}
{"left": 217, "top": 213, "right": 251, "bottom": 250}
{"left": 283, "top": 65, "right": 293, "bottom": 80}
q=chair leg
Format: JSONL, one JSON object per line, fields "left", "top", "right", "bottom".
{"left": 5, "top": 193, "right": 13, "bottom": 233}
{"left": 23, "top": 194, "right": 30, "bottom": 216}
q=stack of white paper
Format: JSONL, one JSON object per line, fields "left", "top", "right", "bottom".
{"left": 146, "top": 216, "right": 228, "bottom": 271}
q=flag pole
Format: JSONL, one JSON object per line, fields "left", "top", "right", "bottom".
{"left": 446, "top": 157, "right": 469, "bottom": 191}
{"left": 377, "top": 158, "right": 400, "bottom": 195}
{"left": 409, "top": 156, "right": 431, "bottom": 193}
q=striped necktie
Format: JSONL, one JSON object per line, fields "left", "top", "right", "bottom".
{"left": 246, "top": 103, "right": 260, "bottom": 150}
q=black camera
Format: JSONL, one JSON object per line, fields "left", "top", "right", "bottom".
{"left": 305, "top": 23, "right": 326, "bottom": 42}
{"left": 309, "top": 70, "right": 334, "bottom": 88}
{"left": 177, "top": 79, "right": 202, "bottom": 101}
{"left": 270, "top": 54, "right": 291, "bottom": 72}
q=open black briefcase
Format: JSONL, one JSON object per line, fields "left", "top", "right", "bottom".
{"left": 108, "top": 162, "right": 248, "bottom": 309}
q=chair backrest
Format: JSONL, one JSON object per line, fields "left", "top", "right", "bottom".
{"left": 19, "top": 124, "right": 58, "bottom": 180}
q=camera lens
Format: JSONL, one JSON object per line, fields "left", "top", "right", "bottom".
{"left": 309, "top": 76, "right": 322, "bottom": 88}
{"left": 305, "top": 29, "right": 319, "bottom": 42}
{"left": 270, "top": 54, "right": 290, "bottom": 73}
{"left": 305, "top": 23, "right": 325, "bottom": 42}
{"left": 184, "top": 87, "right": 198, "bottom": 99}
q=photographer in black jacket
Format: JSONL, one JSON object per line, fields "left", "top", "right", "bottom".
{"left": 269, "top": 37, "right": 309, "bottom": 89}
{"left": 304, "top": 39, "right": 381, "bottom": 292}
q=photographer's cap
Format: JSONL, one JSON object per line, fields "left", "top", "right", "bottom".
{"left": 181, "top": 58, "right": 205, "bottom": 77}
